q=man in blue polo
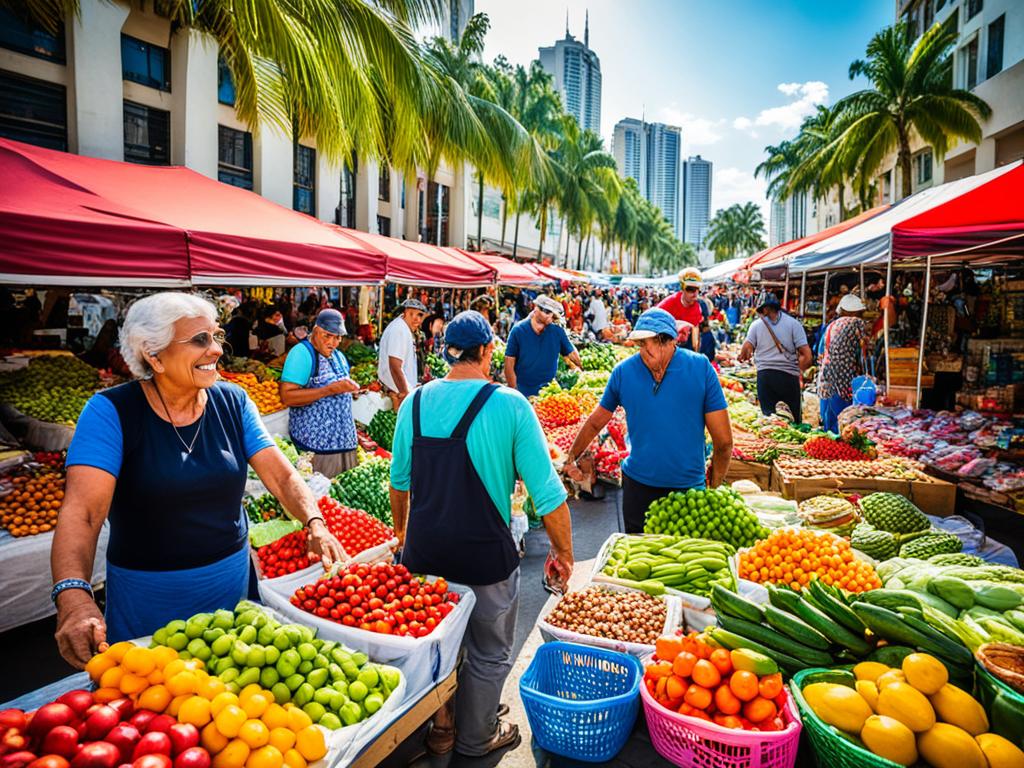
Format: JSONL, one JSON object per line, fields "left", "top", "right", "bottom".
{"left": 503, "top": 295, "right": 582, "bottom": 397}
{"left": 565, "top": 308, "right": 734, "bottom": 533}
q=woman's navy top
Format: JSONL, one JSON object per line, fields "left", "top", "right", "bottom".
{"left": 66, "top": 381, "right": 274, "bottom": 571}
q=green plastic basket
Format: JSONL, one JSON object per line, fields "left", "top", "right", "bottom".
{"left": 975, "top": 662, "right": 1024, "bottom": 750}
{"left": 789, "top": 669, "right": 902, "bottom": 768}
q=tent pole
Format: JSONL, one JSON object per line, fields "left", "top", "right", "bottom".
{"left": 377, "top": 285, "right": 384, "bottom": 338}
{"left": 915, "top": 254, "right": 932, "bottom": 408}
{"left": 859, "top": 263, "right": 865, "bottom": 297}
{"left": 884, "top": 241, "right": 893, "bottom": 395}
{"left": 821, "top": 272, "right": 830, "bottom": 325}
{"left": 799, "top": 271, "right": 807, "bottom": 315}
{"left": 783, "top": 271, "right": 790, "bottom": 310}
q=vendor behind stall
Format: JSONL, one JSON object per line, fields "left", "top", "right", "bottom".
{"left": 51, "top": 293, "right": 345, "bottom": 668}
{"left": 278, "top": 309, "right": 360, "bottom": 476}
{"left": 389, "top": 311, "right": 574, "bottom": 758}
{"left": 566, "top": 308, "right": 733, "bottom": 533}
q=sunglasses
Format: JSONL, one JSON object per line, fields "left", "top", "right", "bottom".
{"left": 684, "top": 287, "right": 699, "bottom": 293}
{"left": 175, "top": 330, "right": 227, "bottom": 349}
{"left": 537, "top": 307, "right": 556, "bottom": 316}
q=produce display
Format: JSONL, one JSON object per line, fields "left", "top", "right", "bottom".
{"left": 644, "top": 633, "right": 789, "bottom": 731}
{"left": 643, "top": 487, "right": 769, "bottom": 548}
{"left": 774, "top": 455, "right": 930, "bottom": 481}
{"left": 349, "top": 363, "right": 377, "bottom": 389}
{"left": 544, "top": 586, "right": 667, "bottom": 646}
{"left": 423, "top": 353, "right": 448, "bottom": 379}
{"left": 738, "top": 529, "right": 882, "bottom": 592}
{"left": 597, "top": 535, "right": 736, "bottom": 597}
{"left": 578, "top": 344, "right": 617, "bottom": 372}
{"left": 289, "top": 562, "right": 459, "bottom": 638}
{"left": 244, "top": 494, "right": 284, "bottom": 525}
{"left": 255, "top": 530, "right": 311, "bottom": 579}
{"left": 341, "top": 342, "right": 376, "bottom": 366}
{"left": 328, "top": 459, "right": 391, "bottom": 527}
{"left": 146, "top": 600, "right": 401, "bottom": 730}
{"left": 0, "top": 466, "right": 65, "bottom": 537}
{"left": 532, "top": 390, "right": 597, "bottom": 430}
{"left": 365, "top": 411, "right": 396, "bottom": 452}
{"left": 315, "top": 497, "right": 394, "bottom": 556}
{"left": 220, "top": 357, "right": 280, "bottom": 382}
{"left": 0, "top": 355, "right": 101, "bottom": 424}
{"left": 796, "top": 652, "right": 1024, "bottom": 767}
{"left": 797, "top": 495, "right": 860, "bottom": 537}
{"left": 227, "top": 374, "right": 284, "bottom": 415}
{"left": 803, "top": 434, "right": 875, "bottom": 461}
{"left": 850, "top": 494, "right": 963, "bottom": 560}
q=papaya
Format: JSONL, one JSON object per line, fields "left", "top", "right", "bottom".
{"left": 802, "top": 682, "right": 873, "bottom": 734}
{"left": 928, "top": 683, "right": 989, "bottom": 736}
{"left": 902, "top": 653, "right": 948, "bottom": 695}
{"left": 976, "top": 732, "right": 1024, "bottom": 768}
{"left": 853, "top": 661, "right": 891, "bottom": 683}
{"left": 855, "top": 680, "right": 879, "bottom": 712}
{"left": 877, "top": 682, "right": 936, "bottom": 733}
{"left": 860, "top": 715, "right": 917, "bottom": 766}
{"left": 917, "top": 723, "right": 988, "bottom": 768}
{"left": 875, "top": 669, "right": 906, "bottom": 690}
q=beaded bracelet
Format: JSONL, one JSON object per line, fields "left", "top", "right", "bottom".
{"left": 51, "top": 578, "right": 94, "bottom": 605}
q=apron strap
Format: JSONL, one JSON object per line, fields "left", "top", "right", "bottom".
{"left": 450, "top": 383, "right": 499, "bottom": 440}
{"left": 412, "top": 388, "right": 424, "bottom": 439}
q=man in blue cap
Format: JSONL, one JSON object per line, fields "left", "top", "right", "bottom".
{"left": 565, "top": 308, "right": 733, "bottom": 533}
{"left": 389, "top": 310, "right": 574, "bottom": 758}
{"left": 278, "top": 308, "right": 360, "bottom": 476}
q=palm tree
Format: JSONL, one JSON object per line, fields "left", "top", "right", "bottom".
{"left": 704, "top": 203, "right": 766, "bottom": 261}
{"left": 835, "top": 21, "right": 992, "bottom": 200}
{"left": 785, "top": 105, "right": 858, "bottom": 219}
{"left": 755, "top": 140, "right": 801, "bottom": 202}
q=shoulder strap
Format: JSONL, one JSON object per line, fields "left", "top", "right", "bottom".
{"left": 761, "top": 318, "right": 788, "bottom": 356}
{"left": 451, "top": 383, "right": 499, "bottom": 440}
{"left": 412, "top": 389, "right": 423, "bottom": 439}
{"left": 299, "top": 339, "right": 319, "bottom": 387}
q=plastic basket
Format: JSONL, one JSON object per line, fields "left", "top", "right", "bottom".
{"left": 519, "top": 642, "right": 643, "bottom": 763}
{"left": 975, "top": 662, "right": 1024, "bottom": 749}
{"left": 640, "top": 673, "right": 801, "bottom": 768}
{"left": 789, "top": 668, "right": 899, "bottom": 768}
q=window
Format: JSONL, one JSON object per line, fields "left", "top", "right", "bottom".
{"left": 336, "top": 155, "right": 357, "bottom": 227}
{"left": 916, "top": 150, "right": 933, "bottom": 185}
{"left": 293, "top": 144, "right": 316, "bottom": 215}
{"left": 424, "top": 181, "right": 450, "bottom": 245}
{"left": 909, "top": 3, "right": 921, "bottom": 39}
{"left": 123, "top": 101, "right": 169, "bottom": 164}
{"left": 217, "top": 57, "right": 235, "bottom": 106}
{"left": 121, "top": 35, "right": 170, "bottom": 91}
{"left": 377, "top": 215, "right": 391, "bottom": 237}
{"left": 966, "top": 0, "right": 982, "bottom": 21}
{"left": 217, "top": 126, "right": 252, "bottom": 190}
{"left": 963, "top": 37, "right": 979, "bottom": 89}
{"left": 0, "top": 71, "right": 66, "bottom": 150}
{"left": 378, "top": 164, "right": 390, "bottom": 202}
{"left": 987, "top": 15, "right": 1005, "bottom": 80}
{"left": 0, "top": 7, "right": 65, "bottom": 62}
{"left": 923, "top": 0, "right": 934, "bottom": 32}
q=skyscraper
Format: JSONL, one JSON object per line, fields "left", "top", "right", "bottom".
{"left": 682, "top": 156, "right": 713, "bottom": 249}
{"left": 538, "top": 12, "right": 601, "bottom": 134}
{"left": 612, "top": 118, "right": 682, "bottom": 239}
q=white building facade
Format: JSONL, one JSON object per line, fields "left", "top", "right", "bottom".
{"left": 538, "top": 15, "right": 602, "bottom": 134}
{"left": 768, "top": 190, "right": 814, "bottom": 246}
{"left": 612, "top": 118, "right": 683, "bottom": 239}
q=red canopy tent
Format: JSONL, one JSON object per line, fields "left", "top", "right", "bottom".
{"left": 891, "top": 161, "right": 1024, "bottom": 262}
{"left": 340, "top": 229, "right": 496, "bottom": 287}
{"left": 460, "top": 250, "right": 541, "bottom": 286}
{"left": 0, "top": 138, "right": 386, "bottom": 286}
{"left": 528, "top": 263, "right": 581, "bottom": 283}
{"left": 0, "top": 139, "right": 190, "bottom": 285}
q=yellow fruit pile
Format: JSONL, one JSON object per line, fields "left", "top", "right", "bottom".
{"left": 801, "top": 652, "right": 1024, "bottom": 768}
{"left": 229, "top": 373, "right": 285, "bottom": 415}
{"left": 86, "top": 643, "right": 329, "bottom": 768}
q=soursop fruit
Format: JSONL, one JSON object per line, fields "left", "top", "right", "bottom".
{"left": 899, "top": 532, "right": 962, "bottom": 559}
{"left": 860, "top": 493, "right": 930, "bottom": 534}
{"left": 929, "top": 552, "right": 985, "bottom": 567}
{"left": 851, "top": 522, "right": 898, "bottom": 560}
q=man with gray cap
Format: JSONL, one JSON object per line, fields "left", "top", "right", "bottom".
{"left": 739, "top": 294, "right": 812, "bottom": 422}
{"left": 504, "top": 295, "right": 581, "bottom": 397}
{"left": 378, "top": 298, "right": 427, "bottom": 404}
{"left": 279, "top": 309, "right": 360, "bottom": 476}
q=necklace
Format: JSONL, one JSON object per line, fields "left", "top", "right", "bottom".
{"left": 151, "top": 380, "right": 205, "bottom": 454}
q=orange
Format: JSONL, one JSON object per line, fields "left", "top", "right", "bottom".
{"left": 294, "top": 727, "right": 326, "bottom": 762}
{"left": 202, "top": 722, "right": 230, "bottom": 754}
{"left": 168, "top": 671, "right": 199, "bottom": 697}
{"left": 99, "top": 666, "right": 124, "bottom": 690}
{"left": 179, "top": 696, "right": 213, "bottom": 727}
{"left": 124, "top": 647, "right": 157, "bottom": 676}
{"left": 119, "top": 672, "right": 149, "bottom": 695}
{"left": 239, "top": 685, "right": 264, "bottom": 705}
{"left": 242, "top": 693, "right": 270, "bottom": 719}
{"left": 85, "top": 652, "right": 117, "bottom": 682}
{"left": 154, "top": 646, "right": 180, "bottom": 668}
{"left": 165, "top": 659, "right": 188, "bottom": 679}
{"left": 138, "top": 684, "right": 172, "bottom": 713}
{"left": 284, "top": 707, "right": 313, "bottom": 732}
{"left": 167, "top": 694, "right": 192, "bottom": 717}
{"left": 147, "top": 670, "right": 165, "bottom": 685}
{"left": 198, "top": 676, "right": 228, "bottom": 701}
{"left": 261, "top": 704, "right": 289, "bottom": 731}
{"left": 282, "top": 750, "right": 306, "bottom": 768}
{"left": 106, "top": 641, "right": 134, "bottom": 663}
{"left": 211, "top": 692, "right": 241, "bottom": 718}
{"left": 212, "top": 739, "right": 251, "bottom": 768}
{"left": 215, "top": 705, "right": 248, "bottom": 738}
{"left": 267, "top": 728, "right": 295, "bottom": 754}
{"left": 245, "top": 746, "right": 284, "bottom": 768}
{"left": 93, "top": 687, "right": 123, "bottom": 704}
{"left": 238, "top": 720, "right": 270, "bottom": 749}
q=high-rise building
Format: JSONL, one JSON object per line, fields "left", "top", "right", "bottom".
{"left": 612, "top": 118, "right": 682, "bottom": 238}
{"left": 768, "top": 191, "right": 811, "bottom": 246}
{"left": 538, "top": 12, "right": 601, "bottom": 134}
{"left": 682, "top": 155, "right": 713, "bottom": 248}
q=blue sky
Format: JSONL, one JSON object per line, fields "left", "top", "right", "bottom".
{"left": 475, "top": 0, "right": 895, "bottom": 221}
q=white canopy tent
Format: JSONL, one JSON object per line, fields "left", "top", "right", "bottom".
{"left": 701, "top": 257, "right": 748, "bottom": 283}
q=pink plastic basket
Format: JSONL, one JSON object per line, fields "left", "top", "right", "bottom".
{"left": 640, "top": 680, "right": 802, "bottom": 768}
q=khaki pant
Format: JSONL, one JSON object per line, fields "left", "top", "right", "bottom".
{"left": 311, "top": 450, "right": 358, "bottom": 479}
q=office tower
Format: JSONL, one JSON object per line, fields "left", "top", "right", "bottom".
{"left": 682, "top": 155, "right": 712, "bottom": 248}
{"left": 612, "top": 118, "right": 682, "bottom": 238}
{"left": 538, "top": 12, "right": 602, "bottom": 134}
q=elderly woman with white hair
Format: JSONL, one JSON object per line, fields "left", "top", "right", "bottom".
{"left": 51, "top": 292, "right": 346, "bottom": 668}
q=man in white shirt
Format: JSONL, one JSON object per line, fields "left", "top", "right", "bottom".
{"left": 378, "top": 298, "right": 427, "bottom": 404}
{"left": 587, "top": 290, "right": 609, "bottom": 335}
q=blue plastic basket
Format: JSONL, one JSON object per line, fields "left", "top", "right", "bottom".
{"left": 519, "top": 641, "right": 643, "bottom": 763}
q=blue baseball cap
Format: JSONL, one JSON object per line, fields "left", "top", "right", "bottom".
{"left": 444, "top": 310, "right": 493, "bottom": 362}
{"left": 314, "top": 309, "right": 345, "bottom": 335}
{"left": 627, "top": 308, "right": 678, "bottom": 340}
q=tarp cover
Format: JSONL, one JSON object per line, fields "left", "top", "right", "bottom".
{"left": 0, "top": 138, "right": 386, "bottom": 286}
{"left": 340, "top": 229, "right": 495, "bottom": 287}
{"left": 891, "top": 161, "right": 1024, "bottom": 261}
{"left": 702, "top": 257, "right": 749, "bottom": 283}
{"left": 461, "top": 250, "right": 542, "bottom": 286}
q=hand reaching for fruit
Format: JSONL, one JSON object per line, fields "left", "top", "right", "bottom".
{"left": 54, "top": 592, "right": 108, "bottom": 669}
{"left": 305, "top": 519, "right": 347, "bottom": 568}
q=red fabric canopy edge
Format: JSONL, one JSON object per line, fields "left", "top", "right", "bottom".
{"left": 338, "top": 229, "right": 496, "bottom": 286}
{"left": 743, "top": 205, "right": 890, "bottom": 270}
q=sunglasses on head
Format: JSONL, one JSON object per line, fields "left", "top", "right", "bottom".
{"left": 175, "top": 330, "right": 227, "bottom": 349}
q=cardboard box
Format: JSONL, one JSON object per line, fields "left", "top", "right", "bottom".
{"left": 771, "top": 465, "right": 956, "bottom": 516}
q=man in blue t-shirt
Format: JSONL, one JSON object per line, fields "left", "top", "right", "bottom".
{"left": 565, "top": 308, "right": 734, "bottom": 533}
{"left": 504, "top": 295, "right": 582, "bottom": 397}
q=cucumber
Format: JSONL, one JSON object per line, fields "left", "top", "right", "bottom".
{"left": 716, "top": 614, "right": 835, "bottom": 666}
{"left": 762, "top": 604, "right": 831, "bottom": 650}
{"left": 711, "top": 585, "right": 764, "bottom": 624}
{"left": 704, "top": 627, "right": 805, "bottom": 675}
{"left": 868, "top": 645, "right": 915, "bottom": 667}
{"left": 851, "top": 603, "right": 970, "bottom": 666}
{"left": 893, "top": 611, "right": 973, "bottom": 667}
{"left": 792, "top": 597, "right": 874, "bottom": 656}
{"left": 807, "top": 580, "right": 866, "bottom": 635}
{"left": 766, "top": 584, "right": 803, "bottom": 615}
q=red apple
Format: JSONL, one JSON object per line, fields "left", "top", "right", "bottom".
{"left": 171, "top": 749, "right": 209, "bottom": 768}
{"left": 0, "top": 711, "right": 27, "bottom": 732}
{"left": 103, "top": 725, "right": 140, "bottom": 765}
{"left": 139, "top": 720, "right": 173, "bottom": 739}
{"left": 2, "top": 751, "right": 38, "bottom": 768}
{"left": 70, "top": 743, "right": 120, "bottom": 768}
{"left": 27, "top": 706, "right": 75, "bottom": 740}
{"left": 40, "top": 726, "right": 80, "bottom": 759}
{"left": 124, "top": 715, "right": 154, "bottom": 736}
{"left": 82, "top": 709, "right": 119, "bottom": 742}
{"left": 104, "top": 704, "right": 132, "bottom": 726}
{"left": 131, "top": 734, "right": 170, "bottom": 762}
{"left": 28, "top": 756, "right": 70, "bottom": 768}
{"left": 55, "top": 694, "right": 93, "bottom": 720}
{"left": 163, "top": 727, "right": 196, "bottom": 760}
{"left": 132, "top": 756, "right": 171, "bottom": 768}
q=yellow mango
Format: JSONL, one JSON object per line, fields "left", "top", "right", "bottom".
{"left": 877, "top": 682, "right": 936, "bottom": 733}
{"left": 860, "top": 715, "right": 918, "bottom": 766}
{"left": 803, "top": 682, "right": 873, "bottom": 734}
{"left": 875, "top": 669, "right": 906, "bottom": 690}
{"left": 902, "top": 653, "right": 948, "bottom": 695}
{"left": 917, "top": 723, "right": 988, "bottom": 768}
{"left": 976, "top": 732, "right": 1024, "bottom": 768}
{"left": 928, "top": 683, "right": 989, "bottom": 736}
{"left": 854, "top": 661, "right": 891, "bottom": 683}
{"left": 855, "top": 680, "right": 879, "bottom": 712}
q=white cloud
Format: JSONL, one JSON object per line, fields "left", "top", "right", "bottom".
{"left": 713, "top": 167, "right": 770, "bottom": 224}
{"left": 657, "top": 107, "right": 726, "bottom": 150}
{"left": 734, "top": 80, "right": 830, "bottom": 134}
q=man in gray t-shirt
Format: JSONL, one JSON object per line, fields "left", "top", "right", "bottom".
{"left": 739, "top": 294, "right": 812, "bottom": 422}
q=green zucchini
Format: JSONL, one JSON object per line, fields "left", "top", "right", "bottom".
{"left": 704, "top": 627, "right": 805, "bottom": 674}
{"left": 851, "top": 603, "right": 971, "bottom": 666}
{"left": 766, "top": 584, "right": 803, "bottom": 615}
{"left": 711, "top": 585, "right": 764, "bottom": 624}
{"left": 715, "top": 614, "right": 835, "bottom": 666}
{"left": 895, "top": 611, "right": 973, "bottom": 667}
{"left": 807, "top": 580, "right": 866, "bottom": 635}
{"left": 762, "top": 604, "right": 831, "bottom": 650}
{"left": 792, "top": 597, "right": 874, "bottom": 655}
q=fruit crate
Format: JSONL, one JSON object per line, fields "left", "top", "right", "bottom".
{"left": 725, "top": 459, "right": 773, "bottom": 488}
{"left": 770, "top": 466, "right": 956, "bottom": 517}
{"left": 790, "top": 668, "right": 902, "bottom": 768}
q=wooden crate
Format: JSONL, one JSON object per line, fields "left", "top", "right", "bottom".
{"left": 771, "top": 466, "right": 956, "bottom": 516}
{"left": 725, "top": 459, "right": 772, "bottom": 489}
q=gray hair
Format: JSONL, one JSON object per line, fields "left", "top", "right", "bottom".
{"left": 120, "top": 292, "right": 218, "bottom": 379}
